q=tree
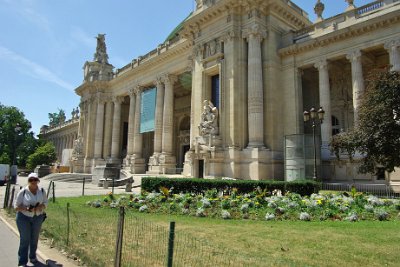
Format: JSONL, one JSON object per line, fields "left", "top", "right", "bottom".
{"left": 26, "top": 142, "right": 57, "bottom": 170}
{"left": 0, "top": 103, "right": 37, "bottom": 166}
{"left": 48, "top": 109, "right": 66, "bottom": 127}
{"left": 330, "top": 69, "right": 400, "bottom": 173}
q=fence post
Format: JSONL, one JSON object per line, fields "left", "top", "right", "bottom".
{"left": 66, "top": 203, "right": 70, "bottom": 246}
{"left": 47, "top": 181, "right": 53, "bottom": 198}
{"left": 167, "top": 221, "right": 176, "bottom": 267}
{"left": 8, "top": 186, "right": 16, "bottom": 209}
{"left": 114, "top": 206, "right": 125, "bottom": 267}
{"left": 3, "top": 181, "right": 11, "bottom": 209}
{"left": 82, "top": 178, "right": 86, "bottom": 196}
{"left": 52, "top": 182, "right": 55, "bottom": 203}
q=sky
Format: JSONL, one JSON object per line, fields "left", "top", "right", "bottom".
{"left": 0, "top": 0, "right": 365, "bottom": 136}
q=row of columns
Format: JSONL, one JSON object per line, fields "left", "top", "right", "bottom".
{"left": 79, "top": 74, "right": 177, "bottom": 172}
{"left": 313, "top": 38, "right": 400, "bottom": 153}
{"left": 49, "top": 132, "right": 77, "bottom": 161}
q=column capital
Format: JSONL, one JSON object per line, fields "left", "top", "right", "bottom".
{"left": 221, "top": 29, "right": 239, "bottom": 43}
{"left": 314, "top": 59, "right": 328, "bottom": 71}
{"left": 346, "top": 49, "right": 362, "bottom": 63}
{"left": 384, "top": 39, "right": 400, "bottom": 50}
{"left": 95, "top": 93, "right": 106, "bottom": 104}
{"left": 133, "top": 84, "right": 144, "bottom": 95}
{"left": 162, "top": 74, "right": 178, "bottom": 87}
{"left": 242, "top": 24, "right": 267, "bottom": 42}
{"left": 155, "top": 76, "right": 164, "bottom": 88}
{"left": 112, "top": 96, "right": 124, "bottom": 104}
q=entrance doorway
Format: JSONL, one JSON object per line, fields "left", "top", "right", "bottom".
{"left": 198, "top": 159, "right": 204, "bottom": 178}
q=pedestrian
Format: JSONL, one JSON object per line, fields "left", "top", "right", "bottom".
{"left": 14, "top": 172, "right": 48, "bottom": 267}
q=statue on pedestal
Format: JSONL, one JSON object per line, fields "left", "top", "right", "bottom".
{"left": 199, "top": 100, "right": 219, "bottom": 136}
{"left": 72, "top": 136, "right": 84, "bottom": 159}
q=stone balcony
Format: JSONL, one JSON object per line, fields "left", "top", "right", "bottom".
{"left": 291, "top": 0, "right": 400, "bottom": 44}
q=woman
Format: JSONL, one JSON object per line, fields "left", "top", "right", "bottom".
{"left": 14, "top": 172, "right": 48, "bottom": 267}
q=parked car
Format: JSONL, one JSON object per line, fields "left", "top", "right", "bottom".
{"left": 0, "top": 164, "right": 10, "bottom": 186}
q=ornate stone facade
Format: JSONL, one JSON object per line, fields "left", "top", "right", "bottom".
{"left": 40, "top": 0, "right": 400, "bottom": 189}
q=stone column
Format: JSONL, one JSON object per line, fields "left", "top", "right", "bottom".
{"left": 384, "top": 39, "right": 400, "bottom": 72}
{"left": 162, "top": 74, "right": 177, "bottom": 155}
{"left": 126, "top": 89, "right": 136, "bottom": 159}
{"left": 315, "top": 59, "right": 332, "bottom": 159}
{"left": 346, "top": 50, "right": 365, "bottom": 124}
{"left": 84, "top": 98, "right": 94, "bottom": 158}
{"left": 111, "top": 96, "right": 124, "bottom": 160}
{"left": 244, "top": 24, "right": 266, "bottom": 148}
{"left": 131, "top": 86, "right": 146, "bottom": 173}
{"left": 93, "top": 94, "right": 105, "bottom": 159}
{"left": 154, "top": 77, "right": 165, "bottom": 154}
{"left": 133, "top": 86, "right": 143, "bottom": 157}
{"left": 102, "top": 100, "right": 113, "bottom": 159}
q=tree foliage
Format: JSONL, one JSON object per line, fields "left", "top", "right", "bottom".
{"left": 48, "top": 109, "right": 66, "bottom": 127}
{"left": 330, "top": 69, "right": 400, "bottom": 173}
{"left": 26, "top": 142, "right": 57, "bottom": 170}
{"left": 0, "top": 103, "right": 38, "bottom": 166}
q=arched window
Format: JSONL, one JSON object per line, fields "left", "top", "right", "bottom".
{"left": 332, "top": 116, "right": 340, "bottom": 136}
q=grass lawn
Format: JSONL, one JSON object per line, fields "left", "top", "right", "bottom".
{"left": 43, "top": 195, "right": 400, "bottom": 267}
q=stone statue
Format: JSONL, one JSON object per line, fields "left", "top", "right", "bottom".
{"left": 72, "top": 136, "right": 84, "bottom": 158}
{"left": 94, "top": 34, "right": 109, "bottom": 64}
{"left": 71, "top": 108, "right": 76, "bottom": 119}
{"left": 199, "top": 100, "right": 219, "bottom": 136}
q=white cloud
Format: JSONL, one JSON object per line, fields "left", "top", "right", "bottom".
{"left": 0, "top": 45, "right": 74, "bottom": 91}
{"left": 70, "top": 27, "right": 95, "bottom": 48}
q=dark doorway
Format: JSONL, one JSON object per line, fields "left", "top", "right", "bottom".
{"left": 122, "top": 122, "right": 128, "bottom": 158}
{"left": 198, "top": 160, "right": 204, "bottom": 178}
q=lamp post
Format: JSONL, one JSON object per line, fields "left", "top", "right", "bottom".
{"left": 12, "top": 123, "right": 22, "bottom": 165}
{"left": 11, "top": 123, "right": 22, "bottom": 184}
{"left": 303, "top": 107, "right": 325, "bottom": 181}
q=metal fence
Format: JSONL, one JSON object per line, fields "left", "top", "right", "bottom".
{"left": 39, "top": 203, "right": 265, "bottom": 267}
{"left": 322, "top": 183, "right": 400, "bottom": 198}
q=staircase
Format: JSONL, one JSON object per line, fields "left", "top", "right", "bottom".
{"left": 42, "top": 173, "right": 92, "bottom": 183}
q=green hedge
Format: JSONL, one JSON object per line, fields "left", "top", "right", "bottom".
{"left": 141, "top": 177, "right": 320, "bottom": 196}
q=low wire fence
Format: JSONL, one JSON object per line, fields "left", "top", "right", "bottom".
{"left": 41, "top": 203, "right": 265, "bottom": 267}
{"left": 322, "top": 182, "right": 400, "bottom": 198}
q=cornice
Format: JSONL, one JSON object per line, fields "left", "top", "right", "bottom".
{"left": 279, "top": 12, "right": 400, "bottom": 57}
{"left": 75, "top": 80, "right": 110, "bottom": 96}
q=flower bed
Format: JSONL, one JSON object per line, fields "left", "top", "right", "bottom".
{"left": 87, "top": 188, "right": 400, "bottom": 222}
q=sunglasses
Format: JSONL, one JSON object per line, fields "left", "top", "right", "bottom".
{"left": 28, "top": 178, "right": 39, "bottom": 182}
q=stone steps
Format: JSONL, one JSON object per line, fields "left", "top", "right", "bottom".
{"left": 43, "top": 173, "right": 92, "bottom": 183}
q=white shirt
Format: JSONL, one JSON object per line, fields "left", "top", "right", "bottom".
{"left": 14, "top": 186, "right": 48, "bottom": 217}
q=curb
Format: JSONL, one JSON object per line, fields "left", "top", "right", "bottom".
{"left": 0, "top": 211, "right": 59, "bottom": 267}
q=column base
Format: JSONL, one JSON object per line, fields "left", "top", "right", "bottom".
{"left": 130, "top": 156, "right": 146, "bottom": 174}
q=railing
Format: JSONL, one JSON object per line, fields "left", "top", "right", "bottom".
{"left": 40, "top": 118, "right": 79, "bottom": 135}
{"left": 357, "top": 0, "right": 384, "bottom": 15}
{"left": 322, "top": 183, "right": 400, "bottom": 198}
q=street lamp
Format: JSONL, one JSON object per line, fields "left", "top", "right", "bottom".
{"left": 303, "top": 107, "right": 325, "bottom": 181}
{"left": 11, "top": 123, "right": 22, "bottom": 184}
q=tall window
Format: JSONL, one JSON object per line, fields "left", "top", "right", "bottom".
{"left": 211, "top": 74, "right": 220, "bottom": 110}
{"left": 332, "top": 116, "right": 340, "bottom": 136}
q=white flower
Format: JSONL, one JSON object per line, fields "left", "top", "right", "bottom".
{"left": 139, "top": 205, "right": 148, "bottom": 212}
{"left": 241, "top": 204, "right": 249, "bottom": 212}
{"left": 346, "top": 213, "right": 358, "bottom": 222}
{"left": 364, "top": 204, "right": 374, "bottom": 212}
{"left": 196, "top": 208, "right": 206, "bottom": 217}
{"left": 300, "top": 212, "right": 311, "bottom": 221}
{"left": 265, "top": 213, "right": 275, "bottom": 221}
{"left": 221, "top": 210, "right": 231, "bottom": 219}
{"left": 201, "top": 198, "right": 211, "bottom": 208}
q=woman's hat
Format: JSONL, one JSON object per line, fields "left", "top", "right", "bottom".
{"left": 28, "top": 173, "right": 39, "bottom": 181}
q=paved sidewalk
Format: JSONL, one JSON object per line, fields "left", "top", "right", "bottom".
{"left": 0, "top": 174, "right": 142, "bottom": 267}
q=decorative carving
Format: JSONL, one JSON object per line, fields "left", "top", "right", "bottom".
{"left": 205, "top": 39, "right": 220, "bottom": 57}
{"left": 163, "top": 74, "right": 178, "bottom": 87}
{"left": 94, "top": 34, "right": 109, "bottom": 64}
{"left": 242, "top": 24, "right": 267, "bottom": 42}
{"left": 72, "top": 136, "right": 84, "bottom": 158}
{"left": 112, "top": 96, "right": 124, "bottom": 104}
{"left": 345, "top": 0, "right": 355, "bottom": 11}
{"left": 314, "top": 0, "right": 325, "bottom": 22}
{"left": 199, "top": 100, "right": 219, "bottom": 136}
{"left": 346, "top": 50, "right": 362, "bottom": 63}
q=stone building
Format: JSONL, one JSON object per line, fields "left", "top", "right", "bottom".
{"left": 40, "top": 0, "right": 400, "bottom": 187}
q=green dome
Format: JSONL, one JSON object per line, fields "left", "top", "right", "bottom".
{"left": 165, "top": 12, "right": 193, "bottom": 42}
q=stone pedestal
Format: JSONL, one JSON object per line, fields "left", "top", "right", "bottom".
{"left": 35, "top": 165, "right": 51, "bottom": 178}
{"left": 92, "top": 163, "right": 120, "bottom": 186}
{"left": 241, "top": 147, "right": 271, "bottom": 180}
{"left": 70, "top": 156, "right": 84, "bottom": 173}
{"left": 159, "top": 154, "right": 177, "bottom": 174}
{"left": 130, "top": 156, "right": 146, "bottom": 174}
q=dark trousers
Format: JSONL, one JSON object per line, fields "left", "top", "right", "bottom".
{"left": 16, "top": 212, "right": 43, "bottom": 265}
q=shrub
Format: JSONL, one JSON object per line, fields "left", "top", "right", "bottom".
{"left": 26, "top": 142, "right": 57, "bottom": 170}
{"left": 300, "top": 212, "right": 311, "bottom": 221}
{"left": 141, "top": 177, "right": 319, "bottom": 196}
